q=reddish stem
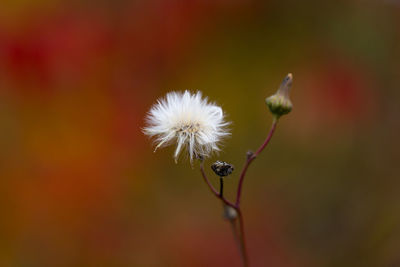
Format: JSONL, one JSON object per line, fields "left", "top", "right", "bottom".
{"left": 200, "top": 161, "right": 248, "bottom": 267}
{"left": 199, "top": 118, "right": 278, "bottom": 267}
{"left": 237, "top": 209, "right": 248, "bottom": 267}
{"left": 235, "top": 119, "right": 278, "bottom": 207}
{"left": 200, "top": 161, "right": 236, "bottom": 208}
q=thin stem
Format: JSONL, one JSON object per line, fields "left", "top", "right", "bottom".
{"left": 235, "top": 118, "right": 278, "bottom": 207}
{"left": 199, "top": 117, "right": 278, "bottom": 267}
{"left": 229, "top": 219, "right": 242, "bottom": 254}
{"left": 200, "top": 160, "right": 247, "bottom": 266}
{"left": 200, "top": 160, "right": 248, "bottom": 267}
{"left": 199, "top": 160, "right": 236, "bottom": 208}
{"left": 237, "top": 209, "right": 248, "bottom": 267}
{"left": 219, "top": 177, "right": 224, "bottom": 197}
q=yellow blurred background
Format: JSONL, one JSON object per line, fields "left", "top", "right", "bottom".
{"left": 1, "top": 0, "right": 399, "bottom": 266}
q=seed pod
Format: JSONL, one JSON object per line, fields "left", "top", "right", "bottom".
{"left": 211, "top": 161, "right": 234, "bottom": 177}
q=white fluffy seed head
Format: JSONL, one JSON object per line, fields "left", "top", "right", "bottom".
{"left": 143, "top": 90, "right": 230, "bottom": 163}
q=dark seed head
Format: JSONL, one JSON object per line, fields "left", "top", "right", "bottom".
{"left": 211, "top": 161, "right": 234, "bottom": 177}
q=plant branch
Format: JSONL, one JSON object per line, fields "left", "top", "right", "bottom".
{"left": 229, "top": 219, "right": 242, "bottom": 256}
{"left": 198, "top": 116, "right": 278, "bottom": 267}
{"left": 199, "top": 160, "right": 236, "bottom": 208}
{"left": 235, "top": 118, "right": 278, "bottom": 207}
{"left": 237, "top": 209, "right": 248, "bottom": 267}
{"left": 219, "top": 177, "right": 224, "bottom": 197}
{"left": 200, "top": 160, "right": 248, "bottom": 266}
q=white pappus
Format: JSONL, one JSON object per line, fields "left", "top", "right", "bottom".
{"left": 143, "top": 90, "right": 230, "bottom": 163}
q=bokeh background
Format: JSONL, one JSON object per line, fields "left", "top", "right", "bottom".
{"left": 1, "top": 0, "right": 399, "bottom": 266}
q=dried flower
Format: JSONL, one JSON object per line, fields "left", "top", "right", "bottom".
{"left": 211, "top": 161, "right": 234, "bottom": 177}
{"left": 265, "top": 73, "right": 293, "bottom": 118}
{"left": 143, "top": 91, "right": 230, "bottom": 162}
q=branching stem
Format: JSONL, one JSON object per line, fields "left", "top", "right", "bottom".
{"left": 200, "top": 161, "right": 235, "bottom": 208}
{"left": 235, "top": 118, "right": 278, "bottom": 207}
{"left": 199, "top": 118, "right": 279, "bottom": 267}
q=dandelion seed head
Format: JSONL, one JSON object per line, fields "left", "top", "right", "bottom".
{"left": 143, "top": 90, "right": 230, "bottom": 163}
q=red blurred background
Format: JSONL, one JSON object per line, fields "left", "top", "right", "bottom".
{"left": 1, "top": 0, "right": 399, "bottom": 266}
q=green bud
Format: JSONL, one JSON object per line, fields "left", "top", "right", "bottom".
{"left": 265, "top": 73, "right": 293, "bottom": 118}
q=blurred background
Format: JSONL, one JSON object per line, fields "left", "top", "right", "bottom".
{"left": 0, "top": 0, "right": 399, "bottom": 266}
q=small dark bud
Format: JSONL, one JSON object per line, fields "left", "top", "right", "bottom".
{"left": 211, "top": 161, "right": 234, "bottom": 177}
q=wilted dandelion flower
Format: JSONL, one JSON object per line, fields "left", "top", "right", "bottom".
{"left": 143, "top": 91, "right": 230, "bottom": 163}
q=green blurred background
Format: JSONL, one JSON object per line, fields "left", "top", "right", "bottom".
{"left": 1, "top": 0, "right": 399, "bottom": 266}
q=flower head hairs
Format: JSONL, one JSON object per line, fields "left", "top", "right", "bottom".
{"left": 143, "top": 90, "right": 230, "bottom": 163}
{"left": 143, "top": 74, "right": 294, "bottom": 267}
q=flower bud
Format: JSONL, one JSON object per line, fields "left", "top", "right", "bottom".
{"left": 211, "top": 161, "right": 234, "bottom": 177}
{"left": 223, "top": 205, "right": 238, "bottom": 221}
{"left": 265, "top": 73, "right": 293, "bottom": 118}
